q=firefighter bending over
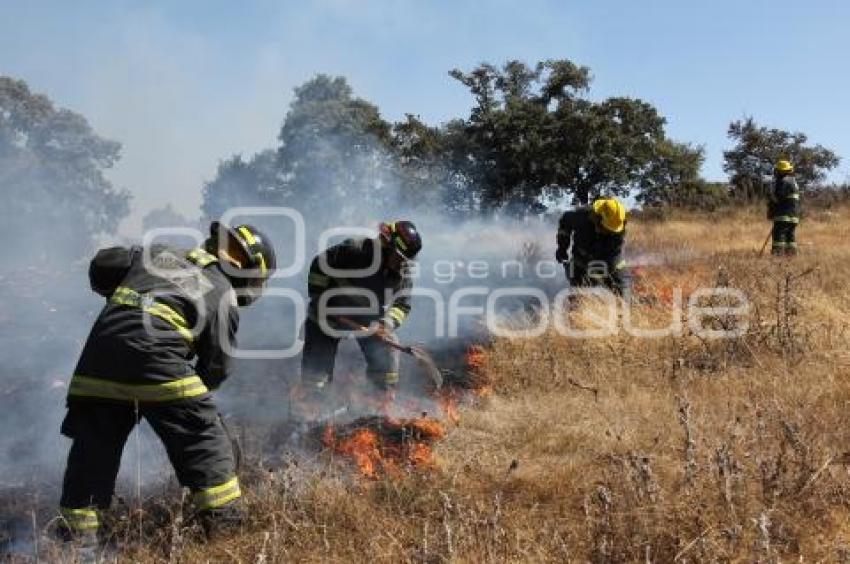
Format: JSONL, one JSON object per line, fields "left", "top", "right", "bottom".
{"left": 296, "top": 221, "right": 422, "bottom": 417}
{"left": 556, "top": 197, "right": 629, "bottom": 298}
{"left": 58, "top": 222, "right": 276, "bottom": 547}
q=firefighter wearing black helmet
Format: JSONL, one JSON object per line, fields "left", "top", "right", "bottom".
{"left": 297, "top": 221, "right": 421, "bottom": 415}
{"left": 58, "top": 222, "right": 276, "bottom": 546}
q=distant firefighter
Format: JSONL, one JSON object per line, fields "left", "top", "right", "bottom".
{"left": 58, "top": 222, "right": 276, "bottom": 550}
{"left": 294, "top": 221, "right": 422, "bottom": 418}
{"left": 768, "top": 160, "right": 801, "bottom": 255}
{"left": 556, "top": 197, "right": 630, "bottom": 298}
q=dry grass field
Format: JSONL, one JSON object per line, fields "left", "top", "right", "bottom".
{"left": 39, "top": 205, "right": 850, "bottom": 562}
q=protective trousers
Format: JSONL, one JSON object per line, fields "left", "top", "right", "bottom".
{"left": 301, "top": 318, "right": 400, "bottom": 391}
{"left": 59, "top": 396, "right": 239, "bottom": 535}
{"left": 772, "top": 220, "right": 798, "bottom": 255}
{"left": 568, "top": 262, "right": 631, "bottom": 299}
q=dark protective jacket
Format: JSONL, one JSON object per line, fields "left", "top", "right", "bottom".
{"left": 69, "top": 245, "right": 238, "bottom": 403}
{"left": 768, "top": 175, "right": 801, "bottom": 223}
{"left": 557, "top": 206, "right": 627, "bottom": 291}
{"left": 306, "top": 237, "right": 413, "bottom": 330}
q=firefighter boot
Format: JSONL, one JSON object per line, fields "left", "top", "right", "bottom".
{"left": 198, "top": 503, "right": 245, "bottom": 540}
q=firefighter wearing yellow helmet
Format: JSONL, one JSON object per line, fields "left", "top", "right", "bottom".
{"left": 768, "top": 160, "right": 801, "bottom": 255}
{"left": 555, "top": 197, "right": 630, "bottom": 297}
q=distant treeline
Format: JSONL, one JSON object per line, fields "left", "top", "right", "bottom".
{"left": 1, "top": 60, "right": 842, "bottom": 265}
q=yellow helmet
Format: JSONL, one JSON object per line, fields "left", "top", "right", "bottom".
{"left": 592, "top": 197, "right": 627, "bottom": 233}
{"left": 775, "top": 160, "right": 794, "bottom": 174}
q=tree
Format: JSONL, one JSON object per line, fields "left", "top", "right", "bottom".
{"left": 446, "top": 60, "right": 668, "bottom": 212}
{"left": 636, "top": 140, "right": 725, "bottom": 208}
{"left": 201, "top": 150, "right": 279, "bottom": 220}
{"left": 554, "top": 96, "right": 666, "bottom": 205}
{"left": 201, "top": 63, "right": 687, "bottom": 221}
{"left": 0, "top": 76, "right": 130, "bottom": 267}
{"left": 274, "top": 75, "right": 396, "bottom": 224}
{"left": 447, "top": 60, "right": 578, "bottom": 212}
{"left": 723, "top": 117, "right": 840, "bottom": 199}
{"left": 389, "top": 114, "right": 450, "bottom": 211}
{"left": 202, "top": 75, "right": 409, "bottom": 230}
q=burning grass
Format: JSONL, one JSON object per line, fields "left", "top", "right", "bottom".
{"left": 320, "top": 416, "right": 446, "bottom": 478}
{"left": 312, "top": 344, "right": 492, "bottom": 479}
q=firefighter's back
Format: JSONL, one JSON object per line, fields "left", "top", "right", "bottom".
{"left": 72, "top": 244, "right": 228, "bottom": 391}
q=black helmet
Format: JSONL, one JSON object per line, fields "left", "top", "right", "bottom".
{"left": 206, "top": 221, "right": 277, "bottom": 306}
{"left": 378, "top": 220, "right": 422, "bottom": 260}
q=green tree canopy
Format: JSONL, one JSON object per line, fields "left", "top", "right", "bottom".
{"left": 446, "top": 59, "right": 667, "bottom": 211}
{"left": 637, "top": 140, "right": 705, "bottom": 205}
{"left": 0, "top": 77, "right": 130, "bottom": 267}
{"left": 723, "top": 117, "right": 840, "bottom": 198}
{"left": 202, "top": 150, "right": 280, "bottom": 220}
{"left": 202, "top": 75, "right": 407, "bottom": 229}
{"left": 207, "top": 63, "right": 822, "bottom": 221}
{"left": 275, "top": 75, "right": 396, "bottom": 221}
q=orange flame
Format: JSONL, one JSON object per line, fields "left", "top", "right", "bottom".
{"left": 323, "top": 425, "right": 381, "bottom": 478}
{"left": 322, "top": 417, "right": 446, "bottom": 479}
{"left": 466, "top": 345, "right": 488, "bottom": 374}
{"left": 317, "top": 343, "right": 494, "bottom": 478}
{"left": 409, "top": 442, "right": 435, "bottom": 468}
{"left": 438, "top": 391, "right": 461, "bottom": 424}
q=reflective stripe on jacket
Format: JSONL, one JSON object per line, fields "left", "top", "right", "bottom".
{"left": 68, "top": 374, "right": 209, "bottom": 402}
{"left": 70, "top": 245, "right": 238, "bottom": 401}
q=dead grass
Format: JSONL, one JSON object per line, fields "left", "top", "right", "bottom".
{"left": 21, "top": 205, "right": 850, "bottom": 561}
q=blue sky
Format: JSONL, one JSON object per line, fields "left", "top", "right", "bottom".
{"left": 2, "top": 0, "right": 847, "bottom": 231}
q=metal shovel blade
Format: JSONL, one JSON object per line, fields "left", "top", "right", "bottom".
{"left": 409, "top": 346, "right": 443, "bottom": 390}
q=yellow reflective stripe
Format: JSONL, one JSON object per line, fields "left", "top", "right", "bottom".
{"left": 110, "top": 287, "right": 194, "bottom": 343}
{"left": 192, "top": 477, "right": 241, "bottom": 510}
{"left": 60, "top": 507, "right": 99, "bottom": 531}
{"left": 69, "top": 375, "right": 208, "bottom": 402}
{"left": 237, "top": 226, "right": 257, "bottom": 245}
{"left": 238, "top": 227, "right": 267, "bottom": 277}
{"left": 111, "top": 286, "right": 138, "bottom": 301}
{"left": 388, "top": 306, "right": 407, "bottom": 325}
{"left": 308, "top": 272, "right": 330, "bottom": 287}
{"left": 256, "top": 253, "right": 267, "bottom": 276}
{"left": 146, "top": 303, "right": 193, "bottom": 342}
{"left": 384, "top": 372, "right": 400, "bottom": 385}
{"left": 774, "top": 216, "right": 799, "bottom": 223}
{"left": 396, "top": 237, "right": 409, "bottom": 252}
{"left": 787, "top": 193, "right": 800, "bottom": 200}
{"left": 187, "top": 248, "right": 218, "bottom": 267}
{"left": 615, "top": 260, "right": 627, "bottom": 270}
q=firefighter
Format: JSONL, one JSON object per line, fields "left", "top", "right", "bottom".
{"left": 768, "top": 159, "right": 801, "bottom": 255}
{"left": 555, "top": 196, "right": 629, "bottom": 298}
{"left": 58, "top": 222, "right": 276, "bottom": 546}
{"left": 295, "top": 221, "right": 421, "bottom": 417}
